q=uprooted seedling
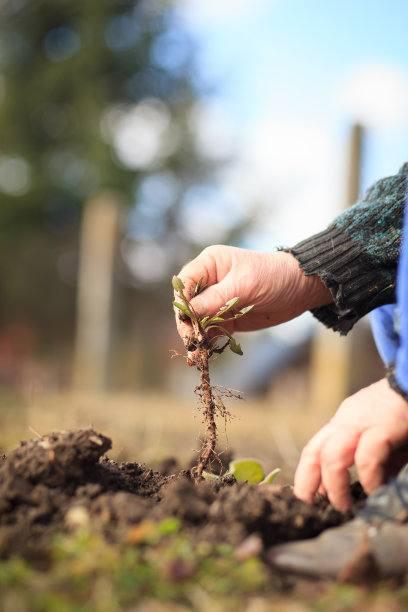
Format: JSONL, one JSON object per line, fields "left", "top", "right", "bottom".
{"left": 172, "top": 275, "right": 254, "bottom": 480}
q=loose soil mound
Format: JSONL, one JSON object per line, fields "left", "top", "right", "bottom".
{"left": 0, "top": 428, "right": 365, "bottom": 563}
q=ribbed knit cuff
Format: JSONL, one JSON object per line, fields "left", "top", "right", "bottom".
{"left": 386, "top": 363, "right": 408, "bottom": 402}
{"left": 288, "top": 225, "right": 396, "bottom": 335}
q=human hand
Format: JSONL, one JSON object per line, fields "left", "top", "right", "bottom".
{"left": 294, "top": 378, "right": 408, "bottom": 511}
{"left": 174, "top": 245, "right": 332, "bottom": 353}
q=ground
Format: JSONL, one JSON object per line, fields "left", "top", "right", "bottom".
{"left": 0, "top": 391, "right": 408, "bottom": 611}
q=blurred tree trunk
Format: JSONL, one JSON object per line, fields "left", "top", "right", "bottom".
{"left": 73, "top": 191, "right": 122, "bottom": 392}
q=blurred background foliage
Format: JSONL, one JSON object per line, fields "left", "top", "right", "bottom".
{"left": 0, "top": 0, "right": 397, "bottom": 406}
{"left": 0, "top": 0, "right": 247, "bottom": 392}
{"left": 0, "top": 0, "right": 401, "bottom": 474}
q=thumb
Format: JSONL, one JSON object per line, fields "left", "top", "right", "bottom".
{"left": 189, "top": 280, "right": 233, "bottom": 318}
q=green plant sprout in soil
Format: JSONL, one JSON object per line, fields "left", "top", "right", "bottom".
{"left": 172, "top": 275, "right": 254, "bottom": 480}
{"left": 204, "top": 458, "right": 281, "bottom": 486}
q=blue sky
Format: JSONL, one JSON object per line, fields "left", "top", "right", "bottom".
{"left": 176, "top": 0, "right": 408, "bottom": 248}
{"left": 223, "top": 1, "right": 408, "bottom": 110}
{"left": 182, "top": 0, "right": 408, "bottom": 124}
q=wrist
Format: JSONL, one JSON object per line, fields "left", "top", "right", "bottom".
{"left": 386, "top": 363, "right": 408, "bottom": 402}
{"left": 279, "top": 251, "right": 333, "bottom": 311}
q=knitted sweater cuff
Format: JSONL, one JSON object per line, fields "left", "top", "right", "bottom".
{"left": 386, "top": 363, "right": 408, "bottom": 402}
{"left": 287, "top": 226, "right": 396, "bottom": 335}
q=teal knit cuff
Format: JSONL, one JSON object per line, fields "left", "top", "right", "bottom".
{"left": 288, "top": 226, "right": 396, "bottom": 335}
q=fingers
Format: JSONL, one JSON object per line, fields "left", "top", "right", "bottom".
{"left": 174, "top": 281, "right": 232, "bottom": 353}
{"left": 294, "top": 380, "right": 408, "bottom": 510}
{"left": 174, "top": 247, "right": 240, "bottom": 358}
{"left": 354, "top": 428, "right": 391, "bottom": 494}
{"left": 294, "top": 424, "right": 358, "bottom": 511}
{"left": 319, "top": 427, "right": 358, "bottom": 510}
{"left": 177, "top": 245, "right": 224, "bottom": 306}
{"left": 294, "top": 425, "right": 332, "bottom": 504}
{"left": 295, "top": 426, "right": 397, "bottom": 511}
{"left": 317, "top": 483, "right": 327, "bottom": 496}
{"left": 179, "top": 272, "right": 233, "bottom": 321}
{"left": 173, "top": 306, "right": 194, "bottom": 352}
{"left": 174, "top": 247, "right": 226, "bottom": 344}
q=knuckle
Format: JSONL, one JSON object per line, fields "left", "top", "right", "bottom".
{"left": 201, "top": 244, "right": 223, "bottom": 257}
{"left": 320, "top": 446, "right": 344, "bottom": 470}
{"left": 356, "top": 462, "right": 378, "bottom": 480}
{"left": 299, "top": 445, "right": 319, "bottom": 467}
{"left": 354, "top": 451, "right": 380, "bottom": 472}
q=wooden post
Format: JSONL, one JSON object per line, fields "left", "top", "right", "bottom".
{"left": 345, "top": 124, "right": 363, "bottom": 208}
{"left": 72, "top": 191, "right": 122, "bottom": 392}
{"left": 345, "top": 125, "right": 385, "bottom": 394}
{"left": 307, "top": 124, "right": 364, "bottom": 420}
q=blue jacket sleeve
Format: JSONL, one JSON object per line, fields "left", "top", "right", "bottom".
{"left": 372, "top": 182, "right": 408, "bottom": 399}
{"left": 394, "top": 199, "right": 408, "bottom": 395}
{"left": 371, "top": 304, "right": 399, "bottom": 366}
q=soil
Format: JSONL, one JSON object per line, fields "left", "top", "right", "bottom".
{"left": 0, "top": 428, "right": 366, "bottom": 566}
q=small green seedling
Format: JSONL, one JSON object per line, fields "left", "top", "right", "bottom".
{"left": 203, "top": 458, "right": 280, "bottom": 485}
{"left": 172, "top": 275, "right": 254, "bottom": 479}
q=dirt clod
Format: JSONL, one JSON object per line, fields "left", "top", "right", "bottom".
{"left": 0, "top": 428, "right": 362, "bottom": 563}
